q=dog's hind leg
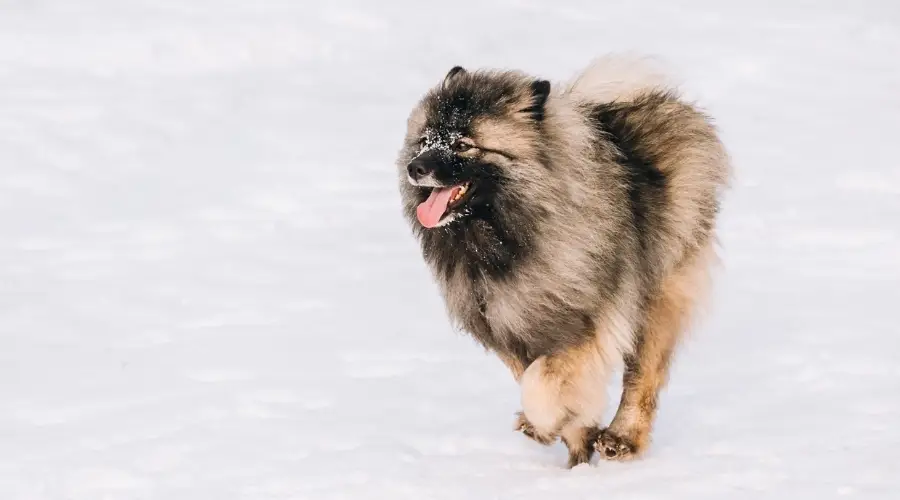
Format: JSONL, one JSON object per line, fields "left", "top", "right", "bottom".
{"left": 560, "top": 423, "right": 602, "bottom": 468}
{"left": 597, "top": 245, "right": 713, "bottom": 461}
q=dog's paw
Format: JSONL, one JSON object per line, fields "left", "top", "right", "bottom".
{"left": 514, "top": 411, "right": 556, "bottom": 446}
{"left": 563, "top": 425, "right": 601, "bottom": 468}
{"left": 566, "top": 448, "right": 592, "bottom": 468}
{"left": 594, "top": 428, "right": 640, "bottom": 461}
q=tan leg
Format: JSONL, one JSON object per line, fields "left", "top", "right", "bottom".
{"left": 596, "top": 331, "right": 677, "bottom": 460}
{"left": 516, "top": 337, "right": 613, "bottom": 466}
{"left": 597, "top": 246, "right": 713, "bottom": 460}
{"left": 560, "top": 423, "right": 601, "bottom": 468}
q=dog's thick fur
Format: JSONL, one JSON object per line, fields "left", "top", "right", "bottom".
{"left": 396, "top": 55, "right": 730, "bottom": 467}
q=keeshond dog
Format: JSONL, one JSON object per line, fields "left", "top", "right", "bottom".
{"left": 396, "top": 55, "right": 730, "bottom": 468}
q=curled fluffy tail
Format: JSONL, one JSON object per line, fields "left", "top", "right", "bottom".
{"left": 563, "top": 53, "right": 678, "bottom": 104}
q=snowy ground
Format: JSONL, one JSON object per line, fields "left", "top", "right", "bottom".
{"left": 2, "top": 1, "right": 899, "bottom": 499}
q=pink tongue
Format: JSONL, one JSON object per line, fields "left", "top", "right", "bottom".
{"left": 416, "top": 186, "right": 459, "bottom": 228}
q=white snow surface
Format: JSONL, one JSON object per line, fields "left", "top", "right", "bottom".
{"left": 2, "top": 1, "right": 899, "bottom": 499}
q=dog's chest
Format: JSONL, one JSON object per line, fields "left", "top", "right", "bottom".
{"left": 444, "top": 272, "right": 533, "bottom": 344}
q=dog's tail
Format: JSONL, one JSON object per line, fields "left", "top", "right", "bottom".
{"left": 563, "top": 53, "right": 678, "bottom": 104}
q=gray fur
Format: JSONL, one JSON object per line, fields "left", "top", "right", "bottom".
{"left": 396, "top": 55, "right": 730, "bottom": 464}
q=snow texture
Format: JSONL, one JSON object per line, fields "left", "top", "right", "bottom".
{"left": 2, "top": 1, "right": 899, "bottom": 499}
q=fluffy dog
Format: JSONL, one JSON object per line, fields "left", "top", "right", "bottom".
{"left": 396, "top": 55, "right": 730, "bottom": 467}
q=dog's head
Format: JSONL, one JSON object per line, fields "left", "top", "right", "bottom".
{"left": 398, "top": 66, "right": 554, "bottom": 230}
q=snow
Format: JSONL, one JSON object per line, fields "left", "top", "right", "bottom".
{"left": 1, "top": 1, "right": 899, "bottom": 499}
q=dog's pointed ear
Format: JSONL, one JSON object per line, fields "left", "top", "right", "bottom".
{"left": 521, "top": 79, "right": 551, "bottom": 122}
{"left": 442, "top": 66, "right": 467, "bottom": 88}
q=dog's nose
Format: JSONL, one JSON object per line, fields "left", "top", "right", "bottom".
{"left": 407, "top": 158, "right": 431, "bottom": 181}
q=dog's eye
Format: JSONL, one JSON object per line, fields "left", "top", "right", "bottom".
{"left": 452, "top": 140, "right": 474, "bottom": 153}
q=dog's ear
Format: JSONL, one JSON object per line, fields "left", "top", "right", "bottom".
{"left": 442, "top": 66, "right": 467, "bottom": 89}
{"left": 520, "top": 79, "right": 551, "bottom": 122}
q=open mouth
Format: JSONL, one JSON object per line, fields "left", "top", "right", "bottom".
{"left": 415, "top": 181, "right": 475, "bottom": 228}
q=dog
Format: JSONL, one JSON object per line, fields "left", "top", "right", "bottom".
{"left": 396, "top": 55, "right": 730, "bottom": 467}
